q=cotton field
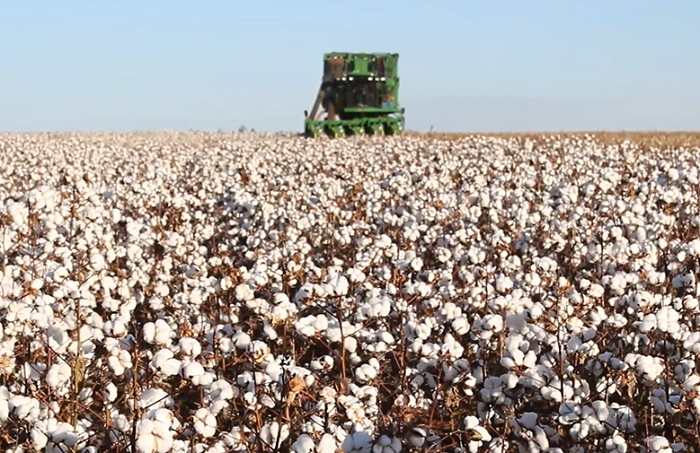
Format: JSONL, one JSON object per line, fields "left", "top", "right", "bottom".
{"left": 1, "top": 131, "right": 700, "bottom": 453}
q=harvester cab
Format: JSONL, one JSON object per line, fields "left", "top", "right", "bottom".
{"left": 304, "top": 52, "right": 406, "bottom": 138}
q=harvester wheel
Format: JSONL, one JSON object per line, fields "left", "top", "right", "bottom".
{"left": 368, "top": 123, "right": 384, "bottom": 136}
{"left": 384, "top": 122, "right": 401, "bottom": 136}
{"left": 326, "top": 124, "right": 344, "bottom": 138}
{"left": 348, "top": 124, "right": 364, "bottom": 136}
{"left": 305, "top": 125, "right": 322, "bottom": 138}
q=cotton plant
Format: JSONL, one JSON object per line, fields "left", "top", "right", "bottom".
{"left": 1, "top": 132, "right": 700, "bottom": 452}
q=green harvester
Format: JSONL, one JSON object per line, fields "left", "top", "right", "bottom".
{"left": 304, "top": 52, "right": 406, "bottom": 138}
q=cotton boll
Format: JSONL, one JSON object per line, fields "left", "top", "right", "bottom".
{"left": 45, "top": 361, "right": 72, "bottom": 389}
{"left": 408, "top": 428, "right": 427, "bottom": 448}
{"left": 234, "top": 284, "right": 255, "bottom": 302}
{"left": 182, "top": 361, "right": 205, "bottom": 381}
{"left": 178, "top": 337, "right": 202, "bottom": 358}
{"left": 9, "top": 395, "right": 41, "bottom": 420}
{"left": 342, "top": 431, "right": 373, "bottom": 453}
{"left": 259, "top": 422, "right": 290, "bottom": 449}
{"left": 464, "top": 416, "right": 491, "bottom": 453}
{"left": 639, "top": 314, "right": 657, "bottom": 332}
{"left": 135, "top": 418, "right": 175, "bottom": 453}
{"left": 150, "top": 349, "right": 182, "bottom": 376}
{"left": 356, "top": 363, "right": 377, "bottom": 383}
{"left": 140, "top": 388, "right": 172, "bottom": 410}
{"left": 247, "top": 340, "right": 270, "bottom": 363}
{"left": 231, "top": 331, "right": 251, "bottom": 350}
{"left": 655, "top": 306, "right": 680, "bottom": 334}
{"left": 372, "top": 435, "right": 402, "bottom": 453}
{"left": 108, "top": 349, "right": 133, "bottom": 376}
{"left": 142, "top": 319, "right": 174, "bottom": 346}
{"left": 683, "top": 332, "right": 700, "bottom": 353}
{"left": 209, "top": 379, "right": 237, "bottom": 401}
{"left": 451, "top": 316, "right": 470, "bottom": 335}
{"left": 318, "top": 433, "right": 337, "bottom": 453}
{"left": 325, "top": 274, "right": 350, "bottom": 296}
{"left": 103, "top": 382, "right": 118, "bottom": 402}
{"left": 646, "top": 436, "right": 672, "bottom": 453}
{"left": 292, "top": 434, "right": 315, "bottom": 453}
{"left": 193, "top": 408, "right": 217, "bottom": 438}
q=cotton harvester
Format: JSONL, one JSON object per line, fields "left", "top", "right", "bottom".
{"left": 303, "top": 52, "right": 406, "bottom": 138}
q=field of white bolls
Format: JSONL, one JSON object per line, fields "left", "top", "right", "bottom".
{"left": 1, "top": 130, "right": 700, "bottom": 453}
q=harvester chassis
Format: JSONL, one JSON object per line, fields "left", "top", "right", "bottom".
{"left": 303, "top": 52, "right": 405, "bottom": 138}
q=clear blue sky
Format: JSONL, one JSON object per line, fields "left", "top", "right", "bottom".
{"left": 2, "top": 0, "right": 698, "bottom": 132}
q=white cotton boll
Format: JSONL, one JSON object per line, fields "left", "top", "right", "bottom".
{"left": 689, "top": 239, "right": 700, "bottom": 256}
{"left": 372, "top": 435, "right": 402, "bottom": 453}
{"left": 135, "top": 418, "right": 175, "bottom": 453}
{"left": 292, "top": 434, "right": 315, "bottom": 453}
{"left": 532, "top": 426, "right": 549, "bottom": 451}
{"left": 295, "top": 317, "right": 316, "bottom": 337}
{"left": 342, "top": 432, "right": 373, "bottom": 453}
{"left": 103, "top": 382, "right": 118, "bottom": 402}
{"left": 29, "top": 278, "right": 44, "bottom": 290}
{"left": 347, "top": 268, "right": 366, "bottom": 283}
{"left": 247, "top": 340, "right": 270, "bottom": 363}
{"left": 646, "top": 436, "right": 672, "bottom": 453}
{"left": 522, "top": 351, "right": 537, "bottom": 369}
{"left": 209, "top": 379, "right": 237, "bottom": 401}
{"left": 89, "top": 252, "right": 106, "bottom": 271}
{"left": 464, "top": 415, "right": 491, "bottom": 453}
{"left": 541, "top": 386, "right": 563, "bottom": 402}
{"left": 452, "top": 316, "right": 470, "bottom": 335}
{"left": 325, "top": 274, "right": 350, "bottom": 296}
{"left": 408, "top": 428, "right": 426, "bottom": 448}
{"left": 639, "top": 314, "right": 657, "bottom": 332}
{"left": 220, "top": 276, "right": 233, "bottom": 291}
{"left": 483, "top": 314, "right": 504, "bottom": 331}
{"left": 150, "top": 408, "right": 176, "bottom": 429}
{"left": 231, "top": 331, "right": 251, "bottom": 350}
{"left": 260, "top": 422, "right": 290, "bottom": 449}
{"left": 182, "top": 361, "right": 205, "bottom": 380}
{"left": 501, "top": 372, "right": 518, "bottom": 389}
{"left": 495, "top": 276, "right": 513, "bottom": 293}
{"left": 8, "top": 395, "right": 38, "bottom": 419}
{"left": 0, "top": 390, "right": 10, "bottom": 422}
{"left": 52, "top": 266, "right": 70, "bottom": 283}
{"left": 683, "top": 332, "right": 700, "bottom": 353}
{"left": 635, "top": 355, "right": 665, "bottom": 382}
{"left": 588, "top": 284, "right": 605, "bottom": 298}
{"left": 193, "top": 408, "right": 217, "bottom": 438}
{"left": 356, "top": 363, "right": 377, "bottom": 383}
{"left": 518, "top": 412, "right": 538, "bottom": 429}
{"left": 263, "top": 321, "right": 278, "bottom": 340}
{"left": 197, "top": 371, "right": 216, "bottom": 387}
{"left": 105, "top": 318, "right": 128, "bottom": 337}
{"left": 108, "top": 349, "right": 133, "bottom": 376}
{"left": 318, "top": 433, "right": 337, "bottom": 453}
{"left": 140, "top": 388, "right": 171, "bottom": 409}
{"left": 655, "top": 306, "right": 680, "bottom": 334}
{"left": 344, "top": 336, "right": 358, "bottom": 353}
{"left": 235, "top": 284, "right": 255, "bottom": 301}
{"left": 151, "top": 349, "right": 182, "bottom": 376}
{"left": 31, "top": 424, "right": 49, "bottom": 450}
{"left": 524, "top": 303, "right": 543, "bottom": 321}
{"left": 413, "top": 323, "right": 431, "bottom": 340}
{"left": 312, "top": 315, "right": 329, "bottom": 332}
{"left": 45, "top": 361, "right": 72, "bottom": 389}
{"left": 326, "top": 327, "right": 343, "bottom": 343}
{"left": 142, "top": 319, "right": 173, "bottom": 346}
{"left": 178, "top": 337, "right": 202, "bottom": 358}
